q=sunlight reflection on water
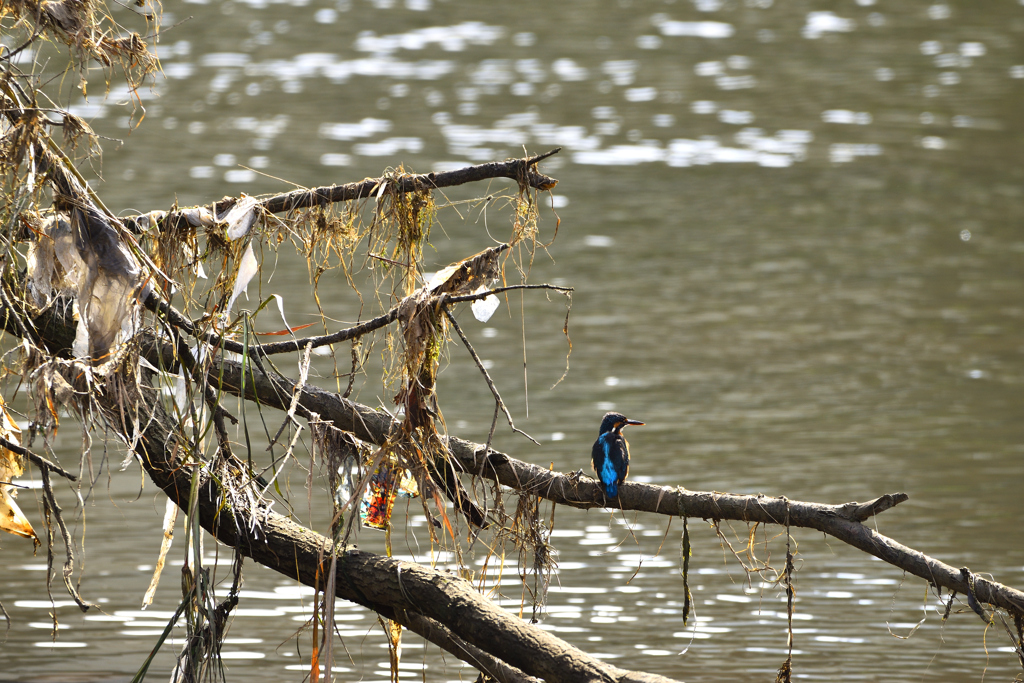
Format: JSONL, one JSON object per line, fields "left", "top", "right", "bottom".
{"left": 58, "top": 1, "right": 1024, "bottom": 192}
{"left": 1, "top": 1, "right": 1022, "bottom": 681}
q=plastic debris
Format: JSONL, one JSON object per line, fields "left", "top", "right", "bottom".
{"left": 26, "top": 211, "right": 144, "bottom": 367}
{"left": 470, "top": 285, "right": 500, "bottom": 322}
{"left": 223, "top": 195, "right": 261, "bottom": 240}
{"left": 361, "top": 462, "right": 400, "bottom": 529}
{"left": 225, "top": 241, "right": 260, "bottom": 316}
{"left": 334, "top": 456, "right": 359, "bottom": 509}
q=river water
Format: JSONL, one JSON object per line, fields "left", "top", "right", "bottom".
{"left": 2, "top": 1, "right": 1024, "bottom": 681}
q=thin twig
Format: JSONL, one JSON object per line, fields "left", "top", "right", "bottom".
{"left": 144, "top": 289, "right": 398, "bottom": 358}
{"left": 442, "top": 306, "right": 539, "bottom": 448}
{"left": 0, "top": 435, "right": 77, "bottom": 482}
{"left": 0, "top": 27, "right": 44, "bottom": 67}
{"left": 147, "top": 281, "right": 570, "bottom": 361}
{"left": 0, "top": 598, "right": 10, "bottom": 633}
{"left": 368, "top": 253, "right": 410, "bottom": 268}
{"left": 446, "top": 283, "right": 573, "bottom": 305}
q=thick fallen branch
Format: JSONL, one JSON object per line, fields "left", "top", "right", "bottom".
{"left": 398, "top": 611, "right": 541, "bottom": 683}
{"left": 102, "top": 371, "right": 678, "bottom": 683}
{"left": 196, "top": 353, "right": 1024, "bottom": 620}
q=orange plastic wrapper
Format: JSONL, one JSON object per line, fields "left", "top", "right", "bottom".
{"left": 360, "top": 463, "right": 399, "bottom": 530}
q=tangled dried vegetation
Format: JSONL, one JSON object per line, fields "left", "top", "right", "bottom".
{"left": 1, "top": 5, "right": 576, "bottom": 677}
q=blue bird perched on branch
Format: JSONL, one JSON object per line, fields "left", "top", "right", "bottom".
{"left": 591, "top": 412, "right": 645, "bottom": 498}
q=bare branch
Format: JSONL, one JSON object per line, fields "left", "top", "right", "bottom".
{"left": 194, "top": 356, "right": 1024, "bottom": 620}
{"left": 143, "top": 289, "right": 398, "bottom": 358}
{"left": 446, "top": 283, "right": 573, "bottom": 304}
{"left": 122, "top": 149, "right": 561, "bottom": 233}
{"left": 144, "top": 279, "right": 569, "bottom": 360}
{"left": 247, "top": 148, "right": 559, "bottom": 213}
{"left": 40, "top": 468, "right": 89, "bottom": 612}
{"left": 837, "top": 492, "right": 910, "bottom": 522}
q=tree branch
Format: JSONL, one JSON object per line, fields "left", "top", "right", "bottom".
{"left": 104, "top": 372, "right": 679, "bottom": 683}
{"left": 144, "top": 279, "right": 569, "bottom": 360}
{"left": 122, "top": 149, "right": 561, "bottom": 232}
{"left": 193, "top": 354, "right": 1024, "bottom": 620}
{"left": 259, "top": 147, "right": 560, "bottom": 214}
{"left": 143, "top": 289, "right": 399, "bottom": 358}
{"left": 393, "top": 610, "right": 542, "bottom": 683}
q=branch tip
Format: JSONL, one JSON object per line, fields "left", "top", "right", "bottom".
{"left": 838, "top": 492, "right": 909, "bottom": 522}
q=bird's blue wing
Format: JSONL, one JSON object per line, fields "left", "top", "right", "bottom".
{"left": 591, "top": 436, "right": 607, "bottom": 480}
{"left": 592, "top": 433, "right": 619, "bottom": 496}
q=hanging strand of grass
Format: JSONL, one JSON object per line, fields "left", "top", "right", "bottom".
{"left": 776, "top": 499, "right": 795, "bottom": 683}
{"left": 681, "top": 514, "right": 692, "bottom": 627}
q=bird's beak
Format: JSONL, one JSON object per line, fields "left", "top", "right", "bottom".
{"left": 625, "top": 419, "right": 645, "bottom": 427}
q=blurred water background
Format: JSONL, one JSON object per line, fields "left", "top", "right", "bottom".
{"left": 2, "top": 0, "right": 1024, "bottom": 681}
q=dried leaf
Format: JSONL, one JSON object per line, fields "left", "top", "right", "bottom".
{"left": 426, "top": 244, "right": 506, "bottom": 297}
{"left": 0, "top": 487, "right": 37, "bottom": 541}
{"left": 387, "top": 618, "right": 402, "bottom": 683}
{"left": 0, "top": 396, "right": 36, "bottom": 544}
{"left": 142, "top": 498, "right": 177, "bottom": 607}
{"left": 0, "top": 396, "right": 23, "bottom": 483}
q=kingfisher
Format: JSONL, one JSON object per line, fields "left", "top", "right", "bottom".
{"left": 591, "top": 412, "right": 645, "bottom": 498}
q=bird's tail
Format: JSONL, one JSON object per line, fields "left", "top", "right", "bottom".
{"left": 605, "top": 482, "right": 618, "bottom": 498}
